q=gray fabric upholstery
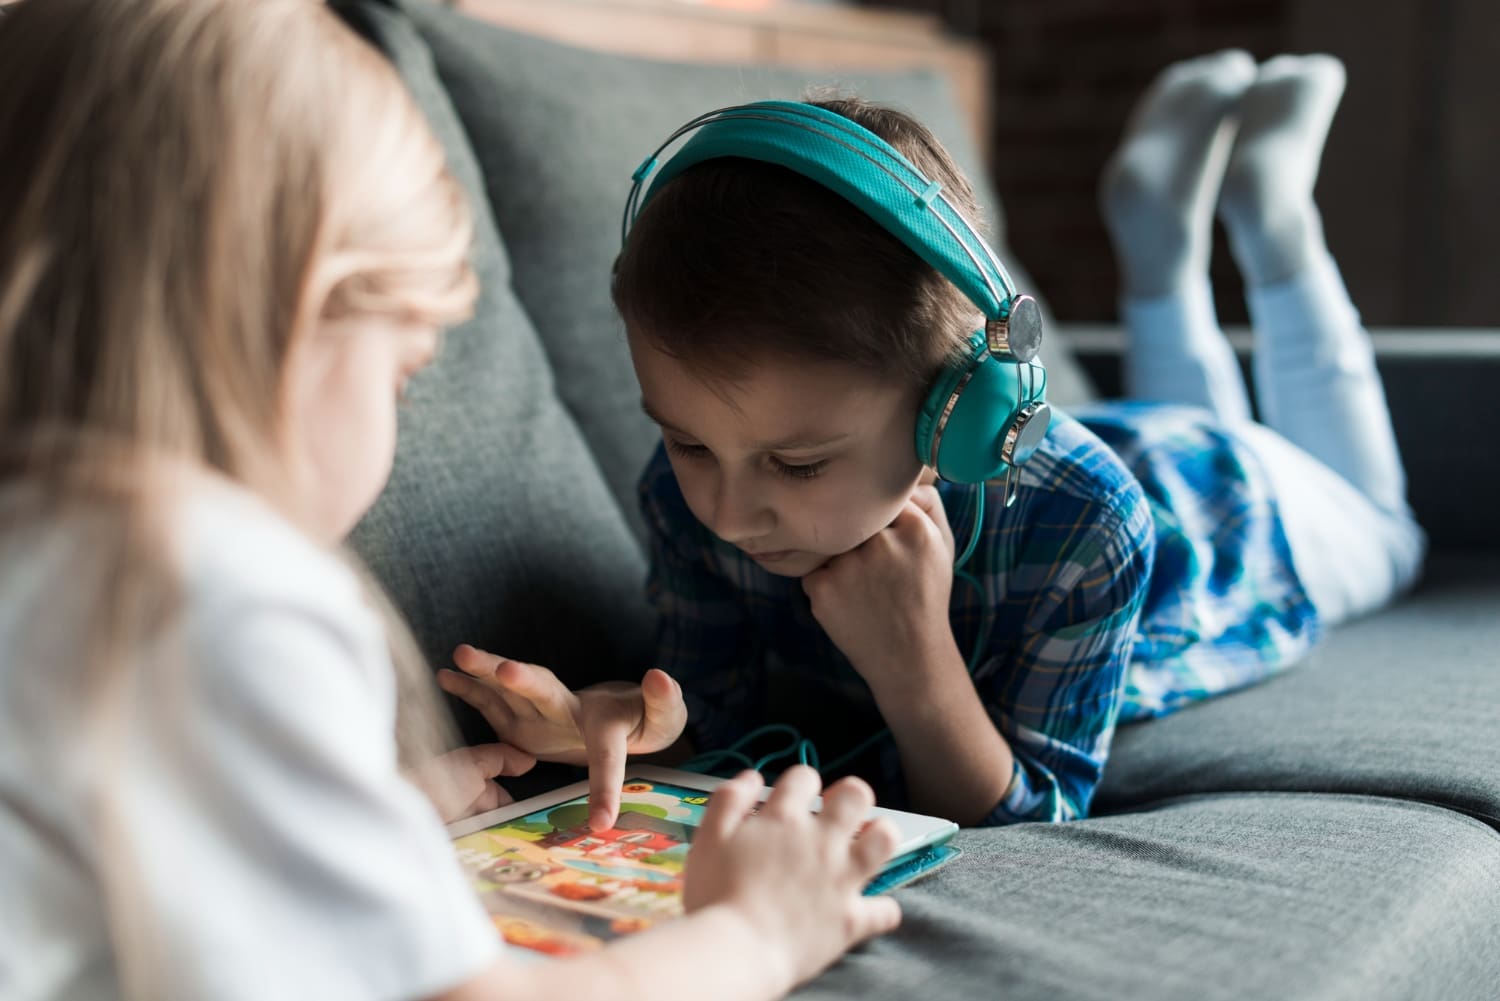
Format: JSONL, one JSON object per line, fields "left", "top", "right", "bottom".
{"left": 1098, "top": 554, "right": 1500, "bottom": 827}
{"left": 795, "top": 793, "right": 1500, "bottom": 1001}
{"left": 398, "top": 0, "right": 1096, "bottom": 538}
{"left": 335, "top": 2, "right": 655, "bottom": 740}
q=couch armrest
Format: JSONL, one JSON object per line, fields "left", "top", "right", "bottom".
{"left": 1059, "top": 325, "right": 1500, "bottom": 553}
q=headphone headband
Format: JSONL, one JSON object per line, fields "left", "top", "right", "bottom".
{"left": 623, "top": 101, "right": 1020, "bottom": 327}
{"left": 622, "top": 100, "right": 1051, "bottom": 489}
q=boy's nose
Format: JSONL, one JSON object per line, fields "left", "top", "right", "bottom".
{"left": 709, "top": 477, "right": 775, "bottom": 544}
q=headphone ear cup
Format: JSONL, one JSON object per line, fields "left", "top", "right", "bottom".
{"left": 914, "top": 339, "right": 984, "bottom": 472}
{"left": 918, "top": 348, "right": 1034, "bottom": 485}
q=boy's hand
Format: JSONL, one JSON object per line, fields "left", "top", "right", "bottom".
{"left": 801, "top": 484, "right": 960, "bottom": 695}
{"left": 684, "top": 768, "right": 902, "bottom": 991}
{"left": 437, "top": 645, "right": 688, "bottom": 831}
{"left": 404, "top": 743, "right": 536, "bottom": 824}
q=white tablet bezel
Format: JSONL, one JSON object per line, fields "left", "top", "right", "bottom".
{"left": 446, "top": 763, "right": 957, "bottom": 859}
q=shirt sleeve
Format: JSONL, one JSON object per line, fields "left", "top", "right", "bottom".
{"left": 102, "top": 599, "right": 501, "bottom": 1001}
{"left": 976, "top": 485, "right": 1155, "bottom": 826}
{"left": 639, "top": 446, "right": 766, "bottom": 755}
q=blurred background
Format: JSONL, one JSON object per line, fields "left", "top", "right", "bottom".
{"left": 870, "top": 0, "right": 1498, "bottom": 329}
{"left": 6, "top": 0, "right": 1485, "bottom": 328}
{"left": 451, "top": 0, "right": 1496, "bottom": 329}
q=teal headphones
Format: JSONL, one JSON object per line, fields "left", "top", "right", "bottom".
{"left": 622, "top": 100, "right": 1051, "bottom": 503}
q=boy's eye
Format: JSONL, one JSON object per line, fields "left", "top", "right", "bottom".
{"left": 771, "top": 457, "right": 827, "bottom": 480}
{"left": 666, "top": 437, "right": 825, "bottom": 480}
{"left": 665, "top": 438, "right": 710, "bottom": 460}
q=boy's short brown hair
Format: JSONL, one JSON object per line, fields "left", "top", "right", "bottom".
{"left": 612, "top": 94, "right": 986, "bottom": 389}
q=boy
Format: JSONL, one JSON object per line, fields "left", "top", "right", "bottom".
{"left": 444, "top": 53, "right": 1422, "bottom": 829}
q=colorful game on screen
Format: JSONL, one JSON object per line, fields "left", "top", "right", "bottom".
{"left": 452, "top": 778, "right": 709, "bottom": 958}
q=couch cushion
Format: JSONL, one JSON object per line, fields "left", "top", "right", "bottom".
{"left": 333, "top": 1, "right": 655, "bottom": 734}
{"left": 1097, "top": 553, "right": 1500, "bottom": 827}
{"left": 797, "top": 793, "right": 1500, "bottom": 1001}
{"left": 398, "top": 0, "right": 1097, "bottom": 538}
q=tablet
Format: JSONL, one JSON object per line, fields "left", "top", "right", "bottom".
{"left": 447, "top": 764, "right": 960, "bottom": 959}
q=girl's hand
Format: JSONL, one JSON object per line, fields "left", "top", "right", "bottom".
{"left": 685, "top": 768, "right": 903, "bottom": 993}
{"left": 437, "top": 645, "right": 687, "bottom": 831}
{"left": 801, "top": 484, "right": 960, "bottom": 696}
{"left": 404, "top": 743, "right": 536, "bottom": 824}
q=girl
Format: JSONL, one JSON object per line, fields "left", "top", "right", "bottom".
{"left": 0, "top": 1, "right": 898, "bottom": 999}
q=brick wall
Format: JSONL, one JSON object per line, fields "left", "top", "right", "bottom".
{"left": 866, "top": 0, "right": 1499, "bottom": 328}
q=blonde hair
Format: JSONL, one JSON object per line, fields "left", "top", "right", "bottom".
{"left": 0, "top": 0, "right": 474, "bottom": 483}
{"left": 0, "top": 0, "right": 476, "bottom": 988}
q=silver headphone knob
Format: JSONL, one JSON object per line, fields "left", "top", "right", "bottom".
{"left": 987, "top": 294, "right": 1044, "bottom": 363}
{"left": 1000, "top": 400, "right": 1051, "bottom": 467}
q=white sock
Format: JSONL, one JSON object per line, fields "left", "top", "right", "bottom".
{"left": 1217, "top": 54, "right": 1346, "bottom": 288}
{"left": 1100, "top": 49, "right": 1256, "bottom": 298}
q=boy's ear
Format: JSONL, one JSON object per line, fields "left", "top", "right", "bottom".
{"left": 918, "top": 466, "right": 939, "bottom": 487}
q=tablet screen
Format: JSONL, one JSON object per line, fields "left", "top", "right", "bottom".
{"left": 453, "top": 777, "right": 707, "bottom": 958}
{"left": 451, "top": 768, "right": 959, "bottom": 959}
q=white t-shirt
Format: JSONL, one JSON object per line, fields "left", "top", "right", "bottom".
{"left": 0, "top": 479, "right": 500, "bottom": 1001}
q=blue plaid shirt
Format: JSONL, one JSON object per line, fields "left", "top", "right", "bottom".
{"left": 641, "top": 404, "right": 1319, "bottom": 826}
{"left": 1078, "top": 401, "right": 1322, "bottom": 718}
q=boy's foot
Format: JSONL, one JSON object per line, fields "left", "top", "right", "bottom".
{"left": 1100, "top": 49, "right": 1257, "bottom": 298}
{"left": 1217, "top": 54, "right": 1347, "bottom": 287}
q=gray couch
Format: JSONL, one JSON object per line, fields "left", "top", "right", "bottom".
{"left": 334, "top": 1, "right": 1500, "bottom": 997}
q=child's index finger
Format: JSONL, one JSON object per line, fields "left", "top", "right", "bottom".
{"left": 585, "top": 718, "right": 631, "bottom": 832}
{"left": 589, "top": 799, "right": 618, "bottom": 834}
{"left": 587, "top": 782, "right": 620, "bottom": 834}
